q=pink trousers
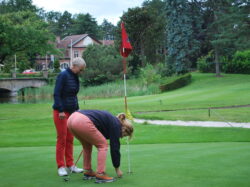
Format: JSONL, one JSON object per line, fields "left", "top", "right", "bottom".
{"left": 67, "top": 112, "right": 108, "bottom": 173}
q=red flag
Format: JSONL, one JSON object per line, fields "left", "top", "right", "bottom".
{"left": 120, "top": 22, "right": 132, "bottom": 58}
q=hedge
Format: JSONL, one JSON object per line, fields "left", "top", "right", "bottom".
{"left": 159, "top": 73, "right": 192, "bottom": 92}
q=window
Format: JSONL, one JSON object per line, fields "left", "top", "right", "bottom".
{"left": 74, "top": 50, "right": 79, "bottom": 58}
{"left": 60, "top": 63, "right": 69, "bottom": 70}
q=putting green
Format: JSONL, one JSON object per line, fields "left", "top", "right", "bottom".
{"left": 0, "top": 143, "right": 249, "bottom": 187}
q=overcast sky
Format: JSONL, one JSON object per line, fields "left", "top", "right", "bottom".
{"left": 32, "top": 0, "right": 145, "bottom": 25}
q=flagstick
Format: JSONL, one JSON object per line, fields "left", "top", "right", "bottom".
{"left": 123, "top": 56, "right": 132, "bottom": 174}
{"left": 123, "top": 57, "right": 128, "bottom": 112}
{"left": 127, "top": 136, "right": 132, "bottom": 174}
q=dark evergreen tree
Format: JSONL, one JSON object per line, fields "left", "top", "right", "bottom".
{"left": 57, "top": 11, "right": 73, "bottom": 38}
{"left": 71, "top": 13, "right": 101, "bottom": 39}
{"left": 166, "top": 0, "right": 202, "bottom": 74}
{"left": 100, "top": 19, "right": 116, "bottom": 40}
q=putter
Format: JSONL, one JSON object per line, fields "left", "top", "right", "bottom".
{"left": 63, "top": 150, "right": 84, "bottom": 182}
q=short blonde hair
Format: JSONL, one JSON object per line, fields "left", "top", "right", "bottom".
{"left": 117, "top": 113, "right": 134, "bottom": 139}
{"left": 72, "top": 57, "right": 86, "bottom": 67}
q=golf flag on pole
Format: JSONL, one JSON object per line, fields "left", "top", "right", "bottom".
{"left": 120, "top": 21, "right": 133, "bottom": 121}
{"left": 120, "top": 22, "right": 132, "bottom": 58}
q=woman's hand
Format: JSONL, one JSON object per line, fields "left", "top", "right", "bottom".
{"left": 59, "top": 112, "right": 66, "bottom": 120}
{"left": 115, "top": 168, "right": 123, "bottom": 178}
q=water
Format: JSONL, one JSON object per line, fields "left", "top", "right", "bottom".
{"left": 0, "top": 87, "right": 53, "bottom": 104}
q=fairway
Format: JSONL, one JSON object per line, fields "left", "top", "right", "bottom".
{"left": 0, "top": 143, "right": 250, "bottom": 187}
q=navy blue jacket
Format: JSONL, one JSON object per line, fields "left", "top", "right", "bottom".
{"left": 78, "top": 110, "right": 122, "bottom": 168}
{"left": 53, "top": 68, "right": 79, "bottom": 113}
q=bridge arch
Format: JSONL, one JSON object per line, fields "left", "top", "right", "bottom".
{"left": 0, "top": 78, "right": 48, "bottom": 96}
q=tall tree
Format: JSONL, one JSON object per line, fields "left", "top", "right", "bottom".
{"left": 0, "top": 11, "right": 57, "bottom": 64}
{"left": 204, "top": 0, "right": 232, "bottom": 76}
{"left": 166, "top": 0, "right": 202, "bottom": 74}
{"left": 202, "top": 0, "right": 250, "bottom": 76}
{"left": 118, "top": 0, "right": 167, "bottom": 74}
{"left": 71, "top": 13, "right": 100, "bottom": 39}
{"left": 45, "top": 11, "right": 62, "bottom": 36}
{"left": 0, "top": 0, "right": 37, "bottom": 14}
{"left": 100, "top": 19, "right": 116, "bottom": 40}
{"left": 57, "top": 11, "right": 73, "bottom": 38}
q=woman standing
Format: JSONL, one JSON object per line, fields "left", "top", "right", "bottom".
{"left": 53, "top": 57, "right": 86, "bottom": 176}
{"left": 67, "top": 110, "right": 134, "bottom": 183}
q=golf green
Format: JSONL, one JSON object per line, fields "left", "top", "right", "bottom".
{"left": 0, "top": 143, "right": 249, "bottom": 187}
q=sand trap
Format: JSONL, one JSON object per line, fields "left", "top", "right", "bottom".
{"left": 134, "top": 119, "right": 250, "bottom": 128}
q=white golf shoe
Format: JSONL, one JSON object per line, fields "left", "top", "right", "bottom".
{"left": 68, "top": 165, "right": 84, "bottom": 173}
{"left": 58, "top": 167, "right": 68, "bottom": 176}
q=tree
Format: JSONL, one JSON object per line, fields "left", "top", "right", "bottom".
{"left": 45, "top": 11, "right": 62, "bottom": 36}
{"left": 0, "top": 0, "right": 37, "bottom": 14}
{"left": 0, "top": 11, "right": 57, "bottom": 64}
{"left": 100, "top": 19, "right": 116, "bottom": 40}
{"left": 201, "top": 0, "right": 250, "bottom": 77}
{"left": 53, "top": 58, "right": 60, "bottom": 73}
{"left": 57, "top": 11, "right": 73, "bottom": 38}
{"left": 166, "top": 0, "right": 202, "bottom": 74}
{"left": 71, "top": 13, "right": 101, "bottom": 39}
{"left": 82, "top": 45, "right": 123, "bottom": 86}
{"left": 118, "top": 0, "right": 167, "bottom": 74}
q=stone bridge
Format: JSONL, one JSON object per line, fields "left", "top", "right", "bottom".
{"left": 0, "top": 78, "right": 48, "bottom": 96}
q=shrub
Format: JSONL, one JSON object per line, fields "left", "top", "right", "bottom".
{"left": 160, "top": 73, "right": 192, "bottom": 92}
{"left": 53, "top": 59, "right": 61, "bottom": 73}
{"left": 82, "top": 44, "right": 125, "bottom": 86}
{"left": 223, "top": 50, "right": 250, "bottom": 74}
{"left": 197, "top": 51, "right": 215, "bottom": 73}
{"left": 139, "top": 63, "right": 161, "bottom": 87}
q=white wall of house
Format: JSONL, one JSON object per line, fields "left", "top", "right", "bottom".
{"left": 83, "top": 36, "right": 94, "bottom": 46}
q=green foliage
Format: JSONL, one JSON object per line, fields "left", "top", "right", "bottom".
{"left": 0, "top": 11, "right": 57, "bottom": 65}
{"left": 223, "top": 50, "right": 250, "bottom": 74}
{"left": 118, "top": 0, "right": 167, "bottom": 70}
{"left": 0, "top": 0, "right": 38, "bottom": 14}
{"left": 139, "top": 63, "right": 161, "bottom": 87}
{"left": 53, "top": 58, "right": 60, "bottom": 73}
{"left": 45, "top": 11, "right": 104, "bottom": 40}
{"left": 82, "top": 44, "right": 124, "bottom": 86}
{"left": 71, "top": 13, "right": 101, "bottom": 39}
{"left": 166, "top": 0, "right": 202, "bottom": 74}
{"left": 100, "top": 19, "right": 116, "bottom": 40}
{"left": 57, "top": 11, "right": 73, "bottom": 38}
{"left": 160, "top": 73, "right": 192, "bottom": 92}
{"left": 197, "top": 51, "right": 215, "bottom": 73}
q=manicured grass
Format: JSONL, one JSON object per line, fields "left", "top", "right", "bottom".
{"left": 1, "top": 111, "right": 250, "bottom": 147}
{"left": 1, "top": 104, "right": 250, "bottom": 149}
{"left": 134, "top": 107, "right": 250, "bottom": 123}
{"left": 1, "top": 73, "right": 250, "bottom": 186}
{"left": 1, "top": 73, "right": 250, "bottom": 122}
{"left": 0, "top": 143, "right": 250, "bottom": 187}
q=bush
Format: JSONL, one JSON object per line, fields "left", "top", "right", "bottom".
{"left": 160, "top": 73, "right": 192, "bottom": 92}
{"left": 82, "top": 45, "right": 125, "bottom": 86}
{"left": 53, "top": 59, "right": 61, "bottom": 73}
{"left": 197, "top": 51, "right": 215, "bottom": 73}
{"left": 223, "top": 50, "right": 250, "bottom": 74}
{"left": 139, "top": 63, "right": 161, "bottom": 87}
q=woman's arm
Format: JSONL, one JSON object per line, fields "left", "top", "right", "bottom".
{"left": 53, "top": 73, "right": 66, "bottom": 113}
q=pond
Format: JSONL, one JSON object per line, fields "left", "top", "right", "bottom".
{"left": 0, "top": 87, "right": 53, "bottom": 104}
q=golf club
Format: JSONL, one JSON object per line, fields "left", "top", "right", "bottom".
{"left": 63, "top": 150, "right": 83, "bottom": 182}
